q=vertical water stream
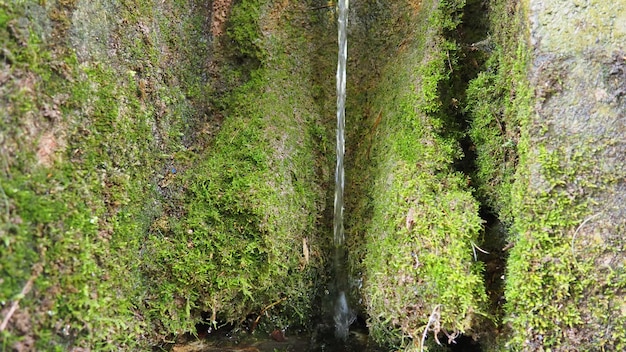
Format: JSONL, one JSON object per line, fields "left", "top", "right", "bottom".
{"left": 333, "top": 0, "right": 353, "bottom": 340}
{"left": 333, "top": 0, "right": 347, "bottom": 249}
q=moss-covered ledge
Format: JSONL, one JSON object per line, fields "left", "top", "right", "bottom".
{"left": 468, "top": 0, "right": 626, "bottom": 350}
{"left": 503, "top": 0, "right": 626, "bottom": 349}
{"left": 345, "top": 0, "right": 488, "bottom": 349}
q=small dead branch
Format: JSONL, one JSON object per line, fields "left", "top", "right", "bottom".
{"left": 571, "top": 212, "right": 602, "bottom": 256}
{"left": 502, "top": 241, "right": 515, "bottom": 251}
{"left": 420, "top": 304, "right": 442, "bottom": 352}
{"left": 210, "top": 300, "right": 217, "bottom": 328}
{"left": 470, "top": 241, "right": 489, "bottom": 261}
{"left": 443, "top": 330, "right": 460, "bottom": 344}
{"left": 0, "top": 264, "right": 42, "bottom": 332}
{"left": 250, "top": 297, "right": 287, "bottom": 332}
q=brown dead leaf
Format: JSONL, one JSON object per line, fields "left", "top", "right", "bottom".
{"left": 37, "top": 131, "right": 59, "bottom": 167}
{"left": 211, "top": 0, "right": 234, "bottom": 37}
{"left": 406, "top": 207, "right": 416, "bottom": 231}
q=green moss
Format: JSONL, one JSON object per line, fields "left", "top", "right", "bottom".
{"left": 142, "top": 70, "right": 325, "bottom": 331}
{"left": 466, "top": 53, "right": 523, "bottom": 224}
{"left": 137, "top": 0, "right": 331, "bottom": 337}
{"left": 503, "top": 104, "right": 626, "bottom": 349}
{"left": 1, "top": 0, "right": 333, "bottom": 344}
{"left": 465, "top": 0, "right": 531, "bottom": 226}
{"left": 226, "top": 0, "right": 268, "bottom": 68}
{"left": 0, "top": 0, "right": 221, "bottom": 349}
{"left": 466, "top": 0, "right": 626, "bottom": 349}
{"left": 504, "top": 143, "right": 626, "bottom": 350}
{"left": 346, "top": 0, "right": 487, "bottom": 348}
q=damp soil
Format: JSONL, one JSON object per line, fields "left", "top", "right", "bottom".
{"left": 165, "top": 312, "right": 489, "bottom": 352}
{"left": 167, "top": 332, "right": 486, "bottom": 352}
{"left": 166, "top": 323, "right": 384, "bottom": 352}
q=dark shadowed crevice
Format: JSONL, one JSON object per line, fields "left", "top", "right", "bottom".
{"left": 456, "top": 2, "right": 511, "bottom": 343}
{"left": 442, "top": 0, "right": 508, "bottom": 348}
{"left": 444, "top": 333, "right": 484, "bottom": 352}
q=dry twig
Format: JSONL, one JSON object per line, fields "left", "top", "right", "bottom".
{"left": 0, "top": 264, "right": 42, "bottom": 332}
{"left": 571, "top": 212, "right": 602, "bottom": 256}
{"left": 420, "top": 304, "right": 442, "bottom": 352}
{"left": 250, "top": 297, "right": 287, "bottom": 332}
{"left": 470, "top": 241, "right": 489, "bottom": 261}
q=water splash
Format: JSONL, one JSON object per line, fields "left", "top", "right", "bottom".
{"left": 333, "top": 291, "right": 354, "bottom": 340}
{"left": 333, "top": 0, "right": 354, "bottom": 340}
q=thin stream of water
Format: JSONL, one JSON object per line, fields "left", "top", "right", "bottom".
{"left": 333, "top": 0, "right": 347, "bottom": 246}
{"left": 333, "top": 0, "right": 354, "bottom": 340}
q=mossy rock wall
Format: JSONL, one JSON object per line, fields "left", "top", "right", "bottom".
{"left": 0, "top": 0, "right": 333, "bottom": 349}
{"left": 3, "top": 0, "right": 626, "bottom": 350}
{"left": 467, "top": 0, "right": 626, "bottom": 350}
{"left": 502, "top": 0, "right": 626, "bottom": 349}
{"left": 347, "top": 0, "right": 626, "bottom": 349}
{"left": 141, "top": 0, "right": 333, "bottom": 335}
{"left": 1, "top": 0, "right": 215, "bottom": 348}
{"left": 345, "top": 0, "right": 487, "bottom": 348}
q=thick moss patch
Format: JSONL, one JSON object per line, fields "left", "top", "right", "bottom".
{"left": 467, "top": 0, "right": 626, "bottom": 350}
{"left": 141, "top": 0, "right": 331, "bottom": 333}
{"left": 503, "top": 0, "right": 626, "bottom": 347}
{"left": 0, "top": 0, "right": 330, "bottom": 349}
{"left": 346, "top": 0, "right": 488, "bottom": 349}
{"left": 0, "top": 1, "right": 214, "bottom": 350}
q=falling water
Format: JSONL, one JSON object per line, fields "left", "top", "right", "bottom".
{"left": 333, "top": 0, "right": 354, "bottom": 340}
{"left": 333, "top": 0, "right": 347, "bottom": 248}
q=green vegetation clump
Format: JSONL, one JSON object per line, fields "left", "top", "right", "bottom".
{"left": 466, "top": 54, "right": 519, "bottom": 224}
{"left": 462, "top": 1, "right": 532, "bottom": 349}
{"left": 0, "top": 0, "right": 329, "bottom": 349}
{"left": 466, "top": 0, "right": 626, "bottom": 350}
{"left": 346, "top": 0, "right": 487, "bottom": 348}
{"left": 141, "top": 1, "right": 330, "bottom": 330}
{"left": 465, "top": 0, "right": 528, "bottom": 226}
{"left": 0, "top": 2, "right": 165, "bottom": 349}
{"left": 504, "top": 100, "right": 626, "bottom": 349}
{"left": 0, "top": 2, "right": 213, "bottom": 350}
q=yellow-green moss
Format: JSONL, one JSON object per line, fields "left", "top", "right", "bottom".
{"left": 467, "top": 0, "right": 626, "bottom": 350}
{"left": 465, "top": 0, "right": 529, "bottom": 227}
{"left": 346, "top": 0, "right": 487, "bottom": 348}
{"left": 1, "top": 3, "right": 159, "bottom": 348}
{"left": 0, "top": 0, "right": 329, "bottom": 349}
{"left": 141, "top": 2, "right": 331, "bottom": 330}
